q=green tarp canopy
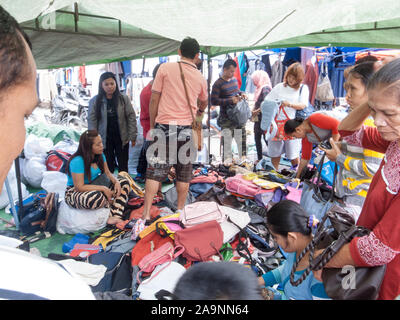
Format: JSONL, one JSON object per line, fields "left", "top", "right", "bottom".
{"left": 2, "top": 0, "right": 400, "bottom": 69}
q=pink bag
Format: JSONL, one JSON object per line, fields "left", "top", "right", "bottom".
{"left": 225, "top": 174, "right": 261, "bottom": 199}
{"left": 286, "top": 181, "right": 302, "bottom": 204}
{"left": 180, "top": 201, "right": 226, "bottom": 227}
{"left": 174, "top": 220, "right": 223, "bottom": 262}
{"left": 136, "top": 242, "right": 185, "bottom": 283}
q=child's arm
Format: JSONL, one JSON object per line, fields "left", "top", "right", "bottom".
{"left": 310, "top": 277, "right": 331, "bottom": 300}
{"left": 259, "top": 264, "right": 284, "bottom": 287}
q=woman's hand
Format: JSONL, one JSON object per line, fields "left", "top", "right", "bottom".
{"left": 102, "top": 186, "right": 114, "bottom": 203}
{"left": 252, "top": 109, "right": 261, "bottom": 116}
{"left": 113, "top": 180, "right": 122, "bottom": 198}
{"left": 320, "top": 138, "right": 342, "bottom": 162}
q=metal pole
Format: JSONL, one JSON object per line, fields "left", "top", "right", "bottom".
{"left": 207, "top": 54, "right": 212, "bottom": 163}
{"left": 14, "top": 157, "right": 24, "bottom": 224}
{"left": 4, "top": 177, "right": 19, "bottom": 230}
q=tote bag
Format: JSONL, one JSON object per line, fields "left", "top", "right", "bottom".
{"left": 315, "top": 63, "right": 334, "bottom": 102}
{"left": 300, "top": 153, "right": 339, "bottom": 223}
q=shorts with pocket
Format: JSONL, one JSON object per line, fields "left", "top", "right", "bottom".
{"left": 146, "top": 123, "right": 196, "bottom": 183}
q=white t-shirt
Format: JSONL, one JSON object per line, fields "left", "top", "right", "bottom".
{"left": 265, "top": 83, "right": 309, "bottom": 121}
{"left": 0, "top": 245, "right": 95, "bottom": 300}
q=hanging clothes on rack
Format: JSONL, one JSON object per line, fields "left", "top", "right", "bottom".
{"left": 270, "top": 57, "right": 285, "bottom": 88}
{"left": 78, "top": 66, "right": 87, "bottom": 87}
{"left": 238, "top": 52, "right": 249, "bottom": 92}
{"left": 233, "top": 56, "right": 242, "bottom": 89}
{"left": 282, "top": 47, "right": 301, "bottom": 67}
{"left": 37, "top": 70, "right": 58, "bottom": 102}
{"left": 106, "top": 62, "right": 124, "bottom": 89}
{"left": 301, "top": 48, "right": 315, "bottom": 72}
{"left": 245, "top": 59, "right": 257, "bottom": 93}
{"left": 261, "top": 54, "right": 272, "bottom": 78}
{"left": 303, "top": 56, "right": 319, "bottom": 106}
{"left": 121, "top": 60, "right": 132, "bottom": 78}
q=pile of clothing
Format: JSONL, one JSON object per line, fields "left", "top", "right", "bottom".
{"left": 44, "top": 157, "right": 307, "bottom": 300}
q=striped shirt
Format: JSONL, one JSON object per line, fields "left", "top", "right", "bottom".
{"left": 211, "top": 77, "right": 240, "bottom": 117}
{"left": 335, "top": 117, "right": 384, "bottom": 208}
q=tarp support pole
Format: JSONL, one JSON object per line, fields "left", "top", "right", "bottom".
{"left": 207, "top": 54, "right": 212, "bottom": 163}
{"left": 74, "top": 2, "right": 79, "bottom": 32}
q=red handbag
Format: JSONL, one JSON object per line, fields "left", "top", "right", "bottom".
{"left": 174, "top": 220, "right": 223, "bottom": 262}
{"left": 136, "top": 242, "right": 185, "bottom": 283}
{"left": 272, "top": 105, "right": 294, "bottom": 141}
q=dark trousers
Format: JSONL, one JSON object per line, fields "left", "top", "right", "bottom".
{"left": 254, "top": 121, "right": 268, "bottom": 161}
{"left": 137, "top": 140, "right": 150, "bottom": 176}
{"left": 105, "top": 133, "right": 129, "bottom": 173}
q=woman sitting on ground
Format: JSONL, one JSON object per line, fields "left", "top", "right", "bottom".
{"left": 65, "top": 130, "right": 131, "bottom": 225}
{"left": 284, "top": 112, "right": 340, "bottom": 178}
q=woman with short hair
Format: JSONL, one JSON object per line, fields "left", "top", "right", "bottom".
{"left": 264, "top": 62, "right": 310, "bottom": 170}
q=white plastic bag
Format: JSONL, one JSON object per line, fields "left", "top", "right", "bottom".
{"left": 56, "top": 200, "right": 109, "bottom": 235}
{"left": 24, "top": 134, "right": 53, "bottom": 160}
{"left": 0, "top": 164, "right": 29, "bottom": 209}
{"left": 53, "top": 139, "right": 78, "bottom": 155}
{"left": 24, "top": 157, "right": 47, "bottom": 188}
{"left": 41, "top": 171, "right": 68, "bottom": 200}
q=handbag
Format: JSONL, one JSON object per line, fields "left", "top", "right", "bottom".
{"left": 219, "top": 205, "right": 251, "bottom": 243}
{"left": 180, "top": 201, "right": 226, "bottom": 227}
{"left": 289, "top": 205, "right": 386, "bottom": 300}
{"left": 295, "top": 85, "right": 315, "bottom": 120}
{"left": 300, "top": 153, "right": 339, "bottom": 222}
{"left": 272, "top": 104, "right": 293, "bottom": 141}
{"left": 225, "top": 174, "right": 262, "bottom": 199}
{"left": 19, "top": 192, "right": 59, "bottom": 237}
{"left": 136, "top": 242, "right": 185, "bottom": 284}
{"left": 178, "top": 61, "right": 202, "bottom": 151}
{"left": 174, "top": 220, "right": 223, "bottom": 262}
{"left": 155, "top": 215, "right": 184, "bottom": 240}
{"left": 315, "top": 63, "right": 335, "bottom": 102}
{"left": 90, "top": 173, "right": 112, "bottom": 188}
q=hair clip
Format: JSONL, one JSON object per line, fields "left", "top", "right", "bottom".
{"left": 308, "top": 215, "right": 319, "bottom": 229}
